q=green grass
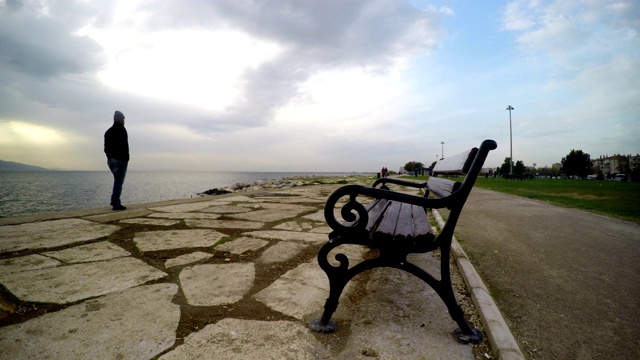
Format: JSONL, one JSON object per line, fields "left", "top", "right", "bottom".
{"left": 401, "top": 175, "right": 640, "bottom": 224}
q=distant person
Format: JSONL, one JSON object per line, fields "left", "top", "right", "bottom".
{"left": 104, "top": 110, "right": 129, "bottom": 210}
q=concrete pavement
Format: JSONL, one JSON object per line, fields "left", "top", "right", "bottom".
{"left": 0, "top": 181, "right": 508, "bottom": 359}
{"left": 444, "top": 188, "right": 640, "bottom": 359}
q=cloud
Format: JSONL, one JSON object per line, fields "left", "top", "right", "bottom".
{"left": 498, "top": 0, "right": 640, "bottom": 163}
{"left": 0, "top": 1, "right": 106, "bottom": 78}
{"left": 122, "top": 0, "right": 446, "bottom": 131}
{"left": 1, "top": 0, "right": 635, "bottom": 172}
{"left": 502, "top": 1, "right": 537, "bottom": 30}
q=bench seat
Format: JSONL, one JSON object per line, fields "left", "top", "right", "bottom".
{"left": 366, "top": 200, "right": 435, "bottom": 248}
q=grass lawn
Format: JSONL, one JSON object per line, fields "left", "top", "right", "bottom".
{"left": 400, "top": 175, "right": 640, "bottom": 224}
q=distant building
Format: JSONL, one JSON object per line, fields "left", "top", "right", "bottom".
{"left": 551, "top": 163, "right": 562, "bottom": 170}
{"left": 630, "top": 154, "right": 640, "bottom": 171}
{"left": 592, "top": 154, "right": 637, "bottom": 176}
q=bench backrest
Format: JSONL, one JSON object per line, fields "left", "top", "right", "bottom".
{"left": 426, "top": 146, "right": 480, "bottom": 200}
{"left": 424, "top": 140, "right": 497, "bottom": 243}
{"left": 432, "top": 148, "right": 478, "bottom": 176}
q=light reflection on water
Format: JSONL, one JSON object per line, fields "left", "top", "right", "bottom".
{"left": 0, "top": 171, "right": 354, "bottom": 218}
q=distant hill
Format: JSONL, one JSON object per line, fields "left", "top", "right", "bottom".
{"left": 0, "top": 160, "right": 51, "bottom": 172}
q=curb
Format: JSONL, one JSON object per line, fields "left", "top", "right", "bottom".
{"left": 433, "top": 209, "right": 525, "bottom": 360}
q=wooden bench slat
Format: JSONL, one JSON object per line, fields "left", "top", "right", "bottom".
{"left": 369, "top": 202, "right": 435, "bottom": 246}
{"left": 393, "top": 203, "right": 414, "bottom": 240}
{"left": 372, "top": 201, "right": 401, "bottom": 241}
{"left": 365, "top": 199, "right": 389, "bottom": 232}
{"left": 411, "top": 205, "right": 434, "bottom": 242}
{"left": 426, "top": 177, "right": 461, "bottom": 198}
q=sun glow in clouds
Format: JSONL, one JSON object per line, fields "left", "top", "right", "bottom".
{"left": 275, "top": 63, "right": 408, "bottom": 133}
{"left": 85, "top": 27, "right": 281, "bottom": 111}
{"left": 0, "top": 121, "right": 66, "bottom": 146}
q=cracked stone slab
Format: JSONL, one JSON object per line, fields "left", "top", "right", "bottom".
{"left": 199, "top": 205, "right": 253, "bottom": 214}
{"left": 215, "top": 237, "right": 269, "bottom": 255}
{"left": 165, "top": 252, "right": 213, "bottom": 268}
{"left": 243, "top": 230, "right": 328, "bottom": 244}
{"left": 302, "top": 210, "right": 326, "bottom": 222}
{"left": 0, "top": 219, "right": 119, "bottom": 255}
{"left": 273, "top": 221, "right": 315, "bottom": 231}
{"left": 134, "top": 229, "right": 227, "bottom": 252}
{"left": 246, "top": 203, "right": 317, "bottom": 211}
{"left": 254, "top": 262, "right": 330, "bottom": 320}
{"left": 82, "top": 209, "right": 153, "bottom": 223}
{"left": 180, "top": 263, "right": 255, "bottom": 306}
{"left": 221, "top": 195, "right": 257, "bottom": 203}
{"left": 148, "top": 212, "right": 221, "bottom": 220}
{"left": 0, "top": 283, "right": 180, "bottom": 360}
{"left": 149, "top": 201, "right": 230, "bottom": 213}
{"left": 43, "top": 241, "right": 130, "bottom": 264}
{"left": 309, "top": 225, "right": 332, "bottom": 234}
{"left": 255, "top": 197, "right": 325, "bottom": 204}
{"left": 303, "top": 207, "right": 346, "bottom": 222}
{"left": 0, "top": 255, "right": 61, "bottom": 274}
{"left": 184, "top": 219, "right": 264, "bottom": 230}
{"left": 119, "top": 218, "right": 181, "bottom": 226}
{"left": 0, "top": 257, "right": 166, "bottom": 304}
{"left": 256, "top": 241, "right": 309, "bottom": 264}
{"left": 228, "top": 209, "right": 311, "bottom": 223}
{"left": 159, "top": 318, "right": 328, "bottom": 360}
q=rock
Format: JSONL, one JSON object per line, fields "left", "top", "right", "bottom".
{"left": 199, "top": 188, "right": 232, "bottom": 196}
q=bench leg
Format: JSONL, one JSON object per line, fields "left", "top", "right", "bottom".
{"left": 399, "top": 260, "right": 482, "bottom": 343}
{"left": 434, "top": 246, "right": 483, "bottom": 344}
{"left": 441, "top": 287, "right": 483, "bottom": 344}
{"left": 309, "top": 235, "right": 378, "bottom": 333}
{"left": 308, "top": 284, "right": 342, "bottom": 333}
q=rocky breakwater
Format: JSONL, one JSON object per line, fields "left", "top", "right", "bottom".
{"left": 198, "top": 175, "right": 354, "bottom": 196}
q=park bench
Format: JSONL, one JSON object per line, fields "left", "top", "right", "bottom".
{"left": 308, "top": 139, "right": 497, "bottom": 344}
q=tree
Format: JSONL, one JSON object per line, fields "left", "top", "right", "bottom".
{"left": 404, "top": 161, "right": 424, "bottom": 172}
{"left": 498, "top": 157, "right": 511, "bottom": 175}
{"left": 561, "top": 150, "right": 592, "bottom": 178}
{"left": 499, "top": 157, "right": 526, "bottom": 177}
{"left": 514, "top": 160, "right": 525, "bottom": 175}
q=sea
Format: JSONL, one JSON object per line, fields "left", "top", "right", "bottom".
{"left": 0, "top": 171, "right": 360, "bottom": 218}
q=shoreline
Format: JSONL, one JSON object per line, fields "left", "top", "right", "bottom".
{"left": 198, "top": 173, "right": 376, "bottom": 195}
{"left": 1, "top": 173, "right": 376, "bottom": 220}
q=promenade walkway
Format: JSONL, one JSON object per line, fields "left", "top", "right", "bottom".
{"left": 0, "top": 182, "right": 497, "bottom": 359}
{"left": 446, "top": 188, "right": 640, "bottom": 359}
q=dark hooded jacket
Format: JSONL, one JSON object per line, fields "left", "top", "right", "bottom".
{"left": 104, "top": 122, "right": 130, "bottom": 161}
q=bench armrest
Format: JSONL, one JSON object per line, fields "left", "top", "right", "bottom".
{"left": 372, "top": 177, "right": 427, "bottom": 190}
{"left": 324, "top": 184, "right": 447, "bottom": 235}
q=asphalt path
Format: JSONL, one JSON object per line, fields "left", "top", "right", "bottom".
{"left": 444, "top": 188, "right": 640, "bottom": 359}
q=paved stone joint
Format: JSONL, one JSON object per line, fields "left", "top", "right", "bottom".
{"left": 0, "top": 183, "right": 483, "bottom": 359}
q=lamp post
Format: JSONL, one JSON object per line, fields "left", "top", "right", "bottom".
{"left": 506, "top": 105, "right": 514, "bottom": 174}
{"left": 440, "top": 141, "right": 445, "bottom": 160}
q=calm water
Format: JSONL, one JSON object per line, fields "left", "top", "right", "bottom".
{"left": 0, "top": 171, "right": 353, "bottom": 218}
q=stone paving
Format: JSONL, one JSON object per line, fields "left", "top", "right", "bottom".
{"left": 0, "top": 183, "right": 479, "bottom": 359}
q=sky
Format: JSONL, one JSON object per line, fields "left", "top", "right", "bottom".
{"left": 0, "top": 0, "right": 638, "bottom": 172}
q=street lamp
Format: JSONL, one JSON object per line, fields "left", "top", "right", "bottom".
{"left": 506, "top": 105, "right": 514, "bottom": 174}
{"left": 441, "top": 141, "right": 445, "bottom": 160}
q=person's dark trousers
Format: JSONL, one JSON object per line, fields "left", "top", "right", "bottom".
{"left": 107, "top": 158, "right": 128, "bottom": 207}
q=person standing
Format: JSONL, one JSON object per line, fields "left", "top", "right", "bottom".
{"left": 104, "top": 110, "right": 129, "bottom": 210}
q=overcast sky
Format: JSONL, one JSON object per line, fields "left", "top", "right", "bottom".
{"left": 0, "top": 0, "right": 638, "bottom": 172}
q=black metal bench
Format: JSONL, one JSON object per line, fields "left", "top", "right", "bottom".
{"left": 309, "top": 139, "right": 497, "bottom": 344}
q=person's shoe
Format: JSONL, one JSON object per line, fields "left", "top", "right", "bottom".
{"left": 112, "top": 205, "right": 127, "bottom": 211}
